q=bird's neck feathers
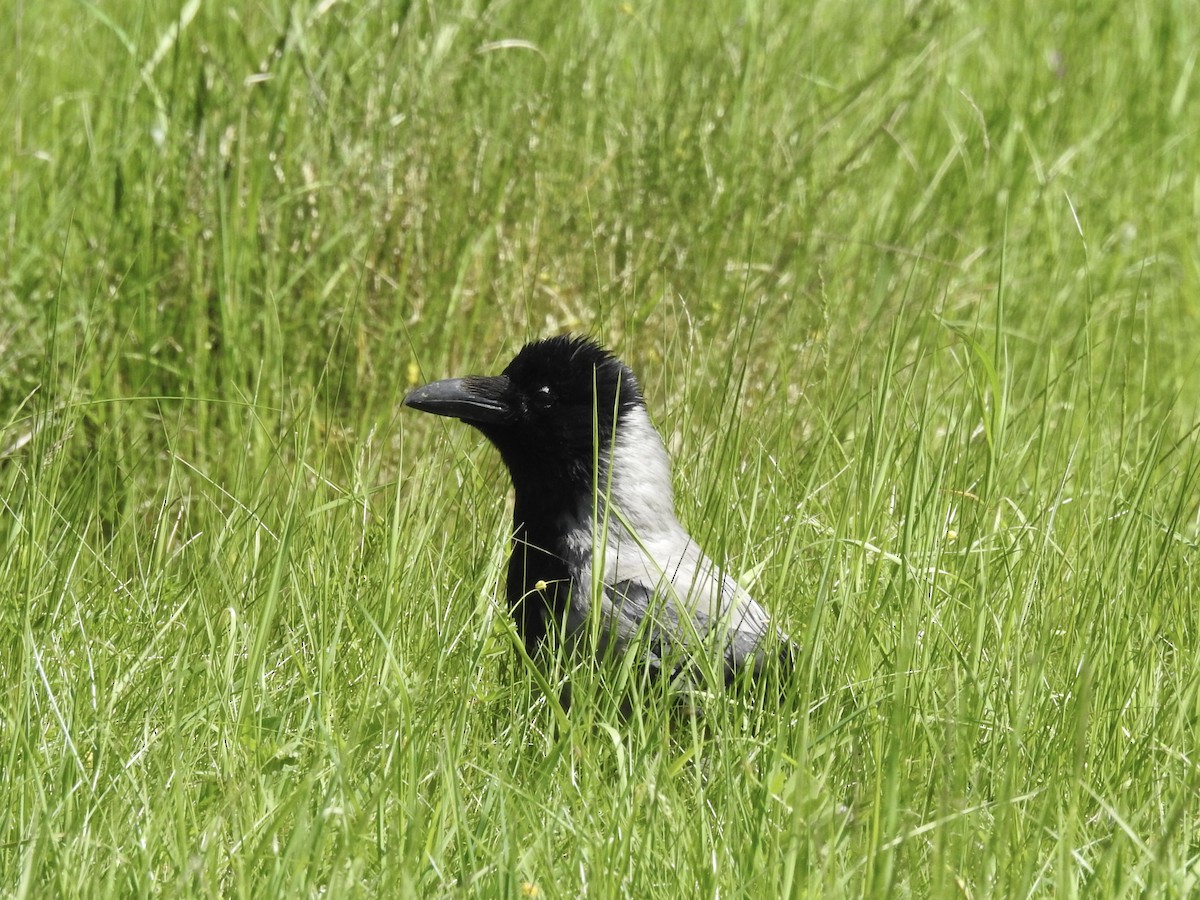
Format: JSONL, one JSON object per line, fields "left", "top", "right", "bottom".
{"left": 506, "top": 402, "right": 680, "bottom": 542}
{"left": 602, "top": 403, "right": 678, "bottom": 537}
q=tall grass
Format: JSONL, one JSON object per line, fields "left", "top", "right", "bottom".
{"left": 3, "top": 0, "right": 1198, "bottom": 895}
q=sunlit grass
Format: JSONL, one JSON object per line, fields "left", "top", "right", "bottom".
{"left": 3, "top": 0, "right": 1199, "bottom": 895}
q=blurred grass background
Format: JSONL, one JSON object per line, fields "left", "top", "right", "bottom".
{"left": 3, "top": 0, "right": 1199, "bottom": 895}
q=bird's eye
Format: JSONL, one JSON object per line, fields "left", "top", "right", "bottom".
{"left": 532, "top": 384, "right": 554, "bottom": 408}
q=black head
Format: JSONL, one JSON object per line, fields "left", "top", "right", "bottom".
{"left": 405, "top": 335, "right": 643, "bottom": 494}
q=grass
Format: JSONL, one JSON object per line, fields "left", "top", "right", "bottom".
{"left": 3, "top": 0, "right": 1199, "bottom": 895}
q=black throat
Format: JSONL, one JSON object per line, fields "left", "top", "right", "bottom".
{"left": 503, "top": 462, "right": 597, "bottom": 658}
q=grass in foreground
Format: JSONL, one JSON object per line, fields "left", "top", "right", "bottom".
{"left": 2, "top": 1, "right": 1199, "bottom": 895}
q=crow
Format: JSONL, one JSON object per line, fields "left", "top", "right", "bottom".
{"left": 405, "top": 335, "right": 793, "bottom": 699}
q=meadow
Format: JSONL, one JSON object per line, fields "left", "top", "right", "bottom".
{"left": 3, "top": 1, "right": 1199, "bottom": 895}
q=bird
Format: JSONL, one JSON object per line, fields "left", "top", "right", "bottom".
{"left": 404, "top": 335, "right": 794, "bottom": 701}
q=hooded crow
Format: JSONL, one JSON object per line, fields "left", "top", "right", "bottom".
{"left": 405, "top": 335, "right": 793, "bottom": 696}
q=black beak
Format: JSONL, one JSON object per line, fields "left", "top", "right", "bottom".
{"left": 404, "top": 375, "right": 513, "bottom": 425}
